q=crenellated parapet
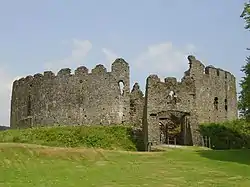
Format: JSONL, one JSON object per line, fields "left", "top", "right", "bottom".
{"left": 146, "top": 73, "right": 195, "bottom": 94}
{"left": 186, "top": 55, "right": 235, "bottom": 82}
{"left": 204, "top": 66, "right": 235, "bottom": 82}
{"left": 13, "top": 58, "right": 130, "bottom": 89}
{"left": 91, "top": 64, "right": 107, "bottom": 74}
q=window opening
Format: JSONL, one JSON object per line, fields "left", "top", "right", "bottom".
{"left": 27, "top": 95, "right": 31, "bottom": 116}
{"left": 118, "top": 80, "right": 125, "bottom": 95}
{"left": 225, "top": 99, "right": 228, "bottom": 111}
{"left": 217, "top": 69, "right": 220, "bottom": 76}
{"left": 214, "top": 97, "right": 218, "bottom": 110}
{"left": 169, "top": 90, "right": 177, "bottom": 104}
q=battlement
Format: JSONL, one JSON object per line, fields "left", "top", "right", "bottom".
{"left": 111, "top": 58, "right": 129, "bottom": 72}
{"left": 203, "top": 66, "right": 235, "bottom": 81}
{"left": 185, "top": 55, "right": 235, "bottom": 82}
{"left": 13, "top": 58, "right": 130, "bottom": 87}
{"left": 44, "top": 71, "right": 55, "bottom": 78}
{"left": 146, "top": 72, "right": 195, "bottom": 90}
{"left": 164, "top": 77, "right": 177, "bottom": 85}
{"left": 75, "top": 66, "right": 89, "bottom": 75}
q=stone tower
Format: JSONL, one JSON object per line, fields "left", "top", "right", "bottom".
{"left": 10, "top": 58, "right": 130, "bottom": 128}
{"left": 142, "top": 55, "right": 238, "bottom": 149}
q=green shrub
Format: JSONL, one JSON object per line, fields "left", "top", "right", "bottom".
{"left": 199, "top": 120, "right": 250, "bottom": 150}
{"left": 0, "top": 125, "right": 138, "bottom": 151}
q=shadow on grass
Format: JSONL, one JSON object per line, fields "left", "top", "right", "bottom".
{"left": 196, "top": 149, "right": 250, "bottom": 165}
{"left": 198, "top": 121, "right": 250, "bottom": 165}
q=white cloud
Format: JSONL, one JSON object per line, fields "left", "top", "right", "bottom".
{"left": 102, "top": 42, "right": 197, "bottom": 82}
{"left": 0, "top": 67, "right": 31, "bottom": 126}
{"left": 0, "top": 68, "right": 15, "bottom": 126}
{"left": 71, "top": 39, "right": 92, "bottom": 59}
{"left": 186, "top": 44, "right": 196, "bottom": 53}
{"left": 133, "top": 42, "right": 196, "bottom": 76}
{"left": 44, "top": 39, "right": 92, "bottom": 72}
{"left": 101, "top": 48, "right": 119, "bottom": 71}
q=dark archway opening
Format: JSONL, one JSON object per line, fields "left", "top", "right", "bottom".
{"left": 158, "top": 111, "right": 192, "bottom": 146}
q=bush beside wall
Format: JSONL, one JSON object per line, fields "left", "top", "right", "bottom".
{"left": 199, "top": 120, "right": 250, "bottom": 150}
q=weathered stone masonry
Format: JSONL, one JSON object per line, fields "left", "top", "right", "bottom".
{"left": 11, "top": 58, "right": 131, "bottom": 128}
{"left": 142, "top": 56, "right": 238, "bottom": 148}
{"left": 10, "top": 55, "right": 238, "bottom": 149}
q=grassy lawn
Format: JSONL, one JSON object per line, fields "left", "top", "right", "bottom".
{"left": 0, "top": 143, "right": 249, "bottom": 187}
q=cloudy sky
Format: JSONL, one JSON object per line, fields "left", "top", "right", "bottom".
{"left": 0, "top": 0, "right": 249, "bottom": 126}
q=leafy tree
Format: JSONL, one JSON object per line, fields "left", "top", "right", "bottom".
{"left": 239, "top": 2, "right": 250, "bottom": 121}
{"left": 241, "top": 2, "right": 250, "bottom": 30}
{"left": 238, "top": 57, "right": 250, "bottom": 121}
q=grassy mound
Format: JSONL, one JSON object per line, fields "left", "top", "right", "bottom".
{"left": 0, "top": 125, "right": 138, "bottom": 151}
{"left": 0, "top": 143, "right": 250, "bottom": 186}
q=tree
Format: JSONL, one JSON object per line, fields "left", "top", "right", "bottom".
{"left": 238, "top": 57, "right": 250, "bottom": 121}
{"left": 239, "top": 2, "right": 250, "bottom": 121}
{"left": 241, "top": 2, "right": 250, "bottom": 30}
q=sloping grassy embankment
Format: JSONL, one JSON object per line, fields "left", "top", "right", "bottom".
{"left": 0, "top": 125, "right": 250, "bottom": 186}
{"left": 0, "top": 125, "right": 138, "bottom": 151}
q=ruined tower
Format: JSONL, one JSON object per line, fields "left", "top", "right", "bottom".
{"left": 142, "top": 55, "right": 238, "bottom": 149}
{"left": 10, "top": 58, "right": 130, "bottom": 128}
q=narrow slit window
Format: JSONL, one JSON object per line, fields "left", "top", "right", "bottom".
{"left": 225, "top": 99, "right": 228, "bottom": 111}
{"left": 27, "top": 95, "right": 31, "bottom": 116}
{"left": 214, "top": 97, "right": 218, "bottom": 110}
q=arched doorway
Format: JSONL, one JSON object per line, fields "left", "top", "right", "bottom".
{"left": 157, "top": 110, "right": 192, "bottom": 145}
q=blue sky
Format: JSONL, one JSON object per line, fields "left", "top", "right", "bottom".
{"left": 0, "top": 0, "right": 249, "bottom": 125}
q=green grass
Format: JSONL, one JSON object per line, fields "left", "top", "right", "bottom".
{"left": 0, "top": 126, "right": 250, "bottom": 186}
{"left": 0, "top": 125, "right": 138, "bottom": 151}
{"left": 0, "top": 143, "right": 250, "bottom": 187}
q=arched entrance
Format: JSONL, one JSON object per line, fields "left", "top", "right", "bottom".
{"left": 157, "top": 110, "right": 192, "bottom": 145}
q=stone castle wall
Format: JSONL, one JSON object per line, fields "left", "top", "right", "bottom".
{"left": 10, "top": 58, "right": 131, "bottom": 128}
{"left": 10, "top": 55, "right": 238, "bottom": 149}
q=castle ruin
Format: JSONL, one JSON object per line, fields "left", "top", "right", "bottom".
{"left": 10, "top": 55, "right": 238, "bottom": 150}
